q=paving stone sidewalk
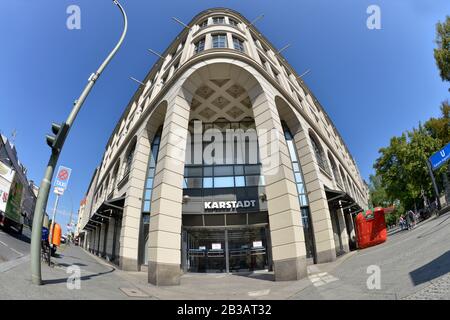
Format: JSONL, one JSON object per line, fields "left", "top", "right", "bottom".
{"left": 1, "top": 212, "right": 450, "bottom": 300}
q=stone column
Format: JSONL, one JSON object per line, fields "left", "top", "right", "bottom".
{"left": 252, "top": 92, "right": 307, "bottom": 281}
{"left": 86, "top": 232, "right": 90, "bottom": 251}
{"left": 148, "top": 95, "right": 190, "bottom": 286}
{"left": 293, "top": 127, "right": 337, "bottom": 263}
{"left": 97, "top": 224, "right": 103, "bottom": 256}
{"left": 119, "top": 130, "right": 152, "bottom": 271}
{"left": 105, "top": 218, "right": 115, "bottom": 260}
{"left": 345, "top": 210, "right": 356, "bottom": 250}
{"left": 337, "top": 208, "right": 349, "bottom": 253}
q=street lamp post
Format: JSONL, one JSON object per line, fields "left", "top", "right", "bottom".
{"left": 30, "top": 0, "right": 127, "bottom": 285}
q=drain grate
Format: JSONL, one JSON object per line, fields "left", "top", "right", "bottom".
{"left": 120, "top": 287, "right": 149, "bottom": 298}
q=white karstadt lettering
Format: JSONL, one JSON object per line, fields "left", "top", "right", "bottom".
{"left": 204, "top": 200, "right": 256, "bottom": 210}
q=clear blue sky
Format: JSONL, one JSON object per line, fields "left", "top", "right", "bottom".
{"left": 0, "top": 0, "right": 448, "bottom": 233}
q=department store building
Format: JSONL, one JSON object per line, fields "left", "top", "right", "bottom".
{"left": 79, "top": 8, "right": 369, "bottom": 285}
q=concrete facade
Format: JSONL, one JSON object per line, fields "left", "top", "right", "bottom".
{"left": 78, "top": 8, "right": 369, "bottom": 286}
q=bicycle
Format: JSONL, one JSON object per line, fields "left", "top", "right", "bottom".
{"left": 40, "top": 227, "right": 52, "bottom": 266}
{"left": 41, "top": 239, "right": 51, "bottom": 265}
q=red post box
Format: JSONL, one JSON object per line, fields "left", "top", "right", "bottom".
{"left": 355, "top": 207, "right": 387, "bottom": 249}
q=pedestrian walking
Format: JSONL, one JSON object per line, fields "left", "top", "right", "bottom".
{"left": 406, "top": 210, "right": 416, "bottom": 230}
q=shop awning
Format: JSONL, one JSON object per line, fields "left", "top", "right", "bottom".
{"left": 82, "top": 195, "right": 126, "bottom": 231}
{"left": 325, "top": 186, "right": 363, "bottom": 215}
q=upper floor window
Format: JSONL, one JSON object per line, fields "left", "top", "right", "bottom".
{"left": 123, "top": 140, "right": 136, "bottom": 178}
{"left": 328, "top": 153, "right": 343, "bottom": 187}
{"left": 259, "top": 54, "right": 268, "bottom": 71}
{"left": 212, "top": 34, "right": 228, "bottom": 49}
{"left": 229, "top": 18, "right": 238, "bottom": 27}
{"left": 199, "top": 20, "right": 208, "bottom": 28}
{"left": 232, "top": 36, "right": 245, "bottom": 52}
{"left": 194, "top": 38, "right": 205, "bottom": 53}
{"left": 212, "top": 17, "right": 225, "bottom": 24}
{"left": 310, "top": 133, "right": 330, "bottom": 174}
{"left": 271, "top": 66, "right": 281, "bottom": 84}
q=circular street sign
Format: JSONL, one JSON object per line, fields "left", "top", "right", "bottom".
{"left": 58, "top": 169, "right": 69, "bottom": 181}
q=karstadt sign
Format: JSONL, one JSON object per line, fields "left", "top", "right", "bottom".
{"left": 204, "top": 200, "right": 257, "bottom": 210}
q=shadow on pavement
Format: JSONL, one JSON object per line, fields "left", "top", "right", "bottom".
{"left": 232, "top": 272, "right": 275, "bottom": 282}
{"left": 0, "top": 228, "right": 31, "bottom": 244}
{"left": 42, "top": 266, "right": 116, "bottom": 285}
{"left": 56, "top": 262, "right": 88, "bottom": 267}
{"left": 409, "top": 250, "right": 450, "bottom": 285}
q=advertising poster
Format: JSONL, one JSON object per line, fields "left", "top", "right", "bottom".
{"left": 0, "top": 162, "right": 15, "bottom": 213}
{"left": 5, "top": 175, "right": 23, "bottom": 223}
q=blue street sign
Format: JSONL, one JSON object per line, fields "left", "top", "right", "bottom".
{"left": 429, "top": 142, "right": 450, "bottom": 171}
{"left": 54, "top": 166, "right": 72, "bottom": 194}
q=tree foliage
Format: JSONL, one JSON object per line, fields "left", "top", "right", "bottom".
{"left": 373, "top": 122, "right": 444, "bottom": 211}
{"left": 434, "top": 16, "right": 450, "bottom": 83}
{"left": 368, "top": 174, "right": 389, "bottom": 207}
{"left": 424, "top": 101, "right": 450, "bottom": 144}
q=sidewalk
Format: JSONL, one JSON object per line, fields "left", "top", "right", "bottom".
{"left": 0, "top": 243, "right": 354, "bottom": 300}
{"left": 2, "top": 212, "right": 450, "bottom": 300}
{"left": 0, "top": 245, "right": 154, "bottom": 300}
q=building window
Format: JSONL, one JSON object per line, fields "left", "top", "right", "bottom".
{"left": 212, "top": 34, "right": 228, "bottom": 49}
{"left": 161, "top": 72, "right": 169, "bottom": 85}
{"left": 212, "top": 17, "right": 225, "bottom": 24}
{"left": 271, "top": 66, "right": 280, "bottom": 84}
{"left": 259, "top": 54, "right": 268, "bottom": 72}
{"left": 199, "top": 20, "right": 208, "bottom": 28}
{"left": 194, "top": 38, "right": 205, "bottom": 53}
{"left": 309, "top": 133, "right": 330, "bottom": 174}
{"left": 229, "top": 18, "right": 238, "bottom": 27}
{"left": 328, "top": 153, "right": 343, "bottom": 187}
{"left": 283, "top": 124, "right": 309, "bottom": 208}
{"left": 184, "top": 120, "right": 263, "bottom": 190}
{"left": 232, "top": 36, "right": 245, "bottom": 52}
{"left": 111, "top": 160, "right": 120, "bottom": 192}
{"left": 105, "top": 175, "right": 110, "bottom": 196}
{"left": 173, "top": 59, "right": 180, "bottom": 71}
{"left": 123, "top": 140, "right": 136, "bottom": 178}
{"left": 283, "top": 122, "right": 315, "bottom": 260}
{"left": 142, "top": 130, "right": 161, "bottom": 213}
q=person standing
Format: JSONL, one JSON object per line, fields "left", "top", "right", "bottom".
{"left": 407, "top": 210, "right": 416, "bottom": 229}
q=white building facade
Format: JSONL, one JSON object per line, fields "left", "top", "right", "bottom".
{"left": 79, "top": 8, "right": 369, "bottom": 285}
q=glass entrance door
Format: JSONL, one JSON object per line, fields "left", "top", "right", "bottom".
{"left": 187, "top": 229, "right": 226, "bottom": 272}
{"left": 185, "top": 226, "right": 268, "bottom": 273}
{"left": 228, "top": 228, "right": 268, "bottom": 272}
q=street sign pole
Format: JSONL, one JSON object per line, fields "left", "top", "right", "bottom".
{"left": 30, "top": 1, "right": 128, "bottom": 285}
{"left": 427, "top": 159, "right": 441, "bottom": 210}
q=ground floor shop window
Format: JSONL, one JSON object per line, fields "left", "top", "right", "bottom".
{"left": 184, "top": 226, "right": 269, "bottom": 273}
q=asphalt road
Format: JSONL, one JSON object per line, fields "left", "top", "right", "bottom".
{"left": 0, "top": 228, "right": 30, "bottom": 264}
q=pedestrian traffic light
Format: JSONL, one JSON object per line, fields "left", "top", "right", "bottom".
{"left": 46, "top": 122, "right": 69, "bottom": 151}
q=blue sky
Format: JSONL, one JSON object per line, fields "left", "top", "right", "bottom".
{"left": 0, "top": 0, "right": 448, "bottom": 233}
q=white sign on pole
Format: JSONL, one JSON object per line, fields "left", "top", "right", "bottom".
{"left": 53, "top": 186, "right": 65, "bottom": 195}
{"left": 53, "top": 166, "right": 72, "bottom": 196}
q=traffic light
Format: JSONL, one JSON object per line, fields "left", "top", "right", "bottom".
{"left": 46, "top": 122, "right": 69, "bottom": 151}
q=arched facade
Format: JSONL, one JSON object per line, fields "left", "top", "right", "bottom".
{"left": 79, "top": 8, "right": 369, "bottom": 286}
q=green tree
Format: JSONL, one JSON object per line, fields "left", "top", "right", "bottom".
{"left": 368, "top": 174, "right": 389, "bottom": 207}
{"left": 434, "top": 16, "right": 450, "bottom": 83}
{"left": 374, "top": 126, "right": 442, "bottom": 210}
{"left": 424, "top": 101, "right": 450, "bottom": 145}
